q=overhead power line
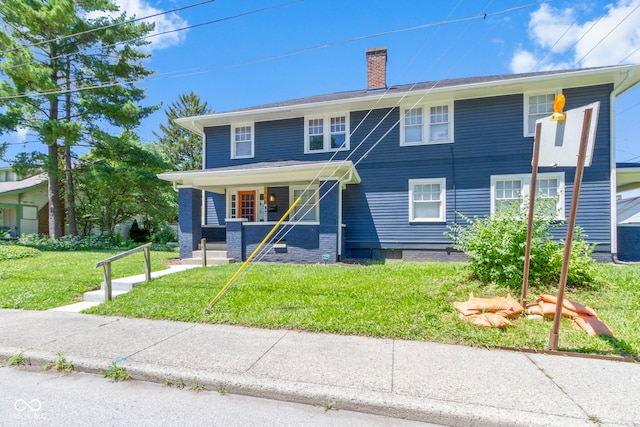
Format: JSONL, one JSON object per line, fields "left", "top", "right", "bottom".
{"left": 1, "top": 0, "right": 305, "bottom": 73}
{"left": 0, "top": 0, "right": 218, "bottom": 56}
{"left": 0, "top": 2, "right": 537, "bottom": 101}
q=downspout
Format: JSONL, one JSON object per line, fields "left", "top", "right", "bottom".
{"left": 610, "top": 86, "right": 618, "bottom": 261}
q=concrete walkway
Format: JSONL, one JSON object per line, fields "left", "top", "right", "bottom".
{"left": 51, "top": 264, "right": 201, "bottom": 313}
{"left": 1, "top": 309, "right": 638, "bottom": 426}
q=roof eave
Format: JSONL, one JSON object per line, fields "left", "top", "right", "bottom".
{"left": 175, "top": 65, "right": 640, "bottom": 130}
{"left": 158, "top": 161, "right": 361, "bottom": 193}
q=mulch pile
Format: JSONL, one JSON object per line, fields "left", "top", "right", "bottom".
{"left": 453, "top": 293, "right": 613, "bottom": 336}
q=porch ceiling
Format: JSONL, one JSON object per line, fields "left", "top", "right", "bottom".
{"left": 617, "top": 165, "right": 640, "bottom": 193}
{"left": 158, "top": 160, "right": 361, "bottom": 193}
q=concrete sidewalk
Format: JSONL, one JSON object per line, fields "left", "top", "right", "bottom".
{"left": 1, "top": 309, "right": 638, "bottom": 426}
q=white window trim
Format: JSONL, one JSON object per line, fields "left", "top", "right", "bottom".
{"left": 226, "top": 187, "right": 263, "bottom": 221}
{"left": 400, "top": 102, "right": 454, "bottom": 146}
{"left": 408, "top": 178, "right": 446, "bottom": 223}
{"left": 523, "top": 90, "right": 560, "bottom": 137}
{"left": 304, "top": 114, "right": 350, "bottom": 154}
{"left": 289, "top": 184, "right": 319, "bottom": 221}
{"left": 490, "top": 172, "right": 565, "bottom": 219}
{"left": 230, "top": 123, "right": 255, "bottom": 159}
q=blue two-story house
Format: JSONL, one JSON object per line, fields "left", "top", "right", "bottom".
{"left": 159, "top": 48, "right": 640, "bottom": 264}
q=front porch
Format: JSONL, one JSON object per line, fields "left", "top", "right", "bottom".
{"left": 159, "top": 161, "right": 360, "bottom": 264}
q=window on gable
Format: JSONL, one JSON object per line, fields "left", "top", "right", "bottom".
{"left": 401, "top": 103, "right": 453, "bottom": 145}
{"left": 305, "top": 115, "right": 349, "bottom": 153}
{"left": 491, "top": 173, "right": 564, "bottom": 218}
{"left": 525, "top": 92, "right": 557, "bottom": 136}
{"left": 231, "top": 124, "right": 254, "bottom": 159}
{"left": 409, "top": 178, "right": 446, "bottom": 222}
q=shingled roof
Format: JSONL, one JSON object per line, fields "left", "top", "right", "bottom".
{"left": 225, "top": 67, "right": 610, "bottom": 114}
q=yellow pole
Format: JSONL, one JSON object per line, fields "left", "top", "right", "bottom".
{"left": 205, "top": 197, "right": 302, "bottom": 310}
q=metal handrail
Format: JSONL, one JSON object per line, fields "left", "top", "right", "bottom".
{"left": 95, "top": 242, "right": 152, "bottom": 302}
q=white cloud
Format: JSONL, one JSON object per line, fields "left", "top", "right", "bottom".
{"left": 510, "top": 49, "right": 537, "bottom": 73}
{"left": 92, "top": 0, "right": 188, "bottom": 51}
{"left": 511, "top": 0, "right": 640, "bottom": 72}
{"left": 15, "top": 127, "right": 28, "bottom": 143}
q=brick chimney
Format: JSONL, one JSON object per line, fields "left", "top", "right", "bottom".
{"left": 366, "top": 47, "right": 387, "bottom": 90}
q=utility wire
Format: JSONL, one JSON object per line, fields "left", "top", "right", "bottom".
{"left": 574, "top": 1, "right": 640, "bottom": 66}
{"left": 0, "top": 2, "right": 539, "bottom": 101}
{"left": 1, "top": 0, "right": 304, "bottom": 73}
{"left": 0, "top": 0, "right": 217, "bottom": 56}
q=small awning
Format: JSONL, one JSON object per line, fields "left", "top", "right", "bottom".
{"left": 617, "top": 163, "right": 640, "bottom": 193}
{"left": 158, "top": 160, "right": 361, "bottom": 193}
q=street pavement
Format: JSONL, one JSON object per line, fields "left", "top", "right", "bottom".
{"left": 1, "top": 308, "right": 638, "bottom": 426}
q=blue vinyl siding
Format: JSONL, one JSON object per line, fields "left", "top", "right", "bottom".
{"left": 203, "top": 83, "right": 614, "bottom": 256}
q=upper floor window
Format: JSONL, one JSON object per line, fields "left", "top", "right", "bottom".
{"left": 408, "top": 178, "right": 446, "bottom": 222}
{"left": 305, "top": 115, "right": 349, "bottom": 153}
{"left": 491, "top": 172, "right": 565, "bottom": 219}
{"left": 401, "top": 102, "right": 453, "bottom": 146}
{"left": 524, "top": 92, "right": 559, "bottom": 137}
{"left": 231, "top": 124, "right": 254, "bottom": 159}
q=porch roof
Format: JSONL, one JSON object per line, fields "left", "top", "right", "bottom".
{"left": 0, "top": 174, "right": 47, "bottom": 197}
{"left": 617, "top": 163, "right": 640, "bottom": 193}
{"left": 158, "top": 160, "right": 361, "bottom": 193}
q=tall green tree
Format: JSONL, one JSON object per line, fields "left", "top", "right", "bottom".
{"left": 0, "top": 0, "right": 157, "bottom": 238}
{"left": 153, "top": 91, "right": 212, "bottom": 171}
{"left": 75, "top": 129, "right": 176, "bottom": 236}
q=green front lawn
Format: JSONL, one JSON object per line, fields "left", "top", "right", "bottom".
{"left": 0, "top": 249, "right": 176, "bottom": 310}
{"left": 85, "top": 262, "right": 640, "bottom": 358}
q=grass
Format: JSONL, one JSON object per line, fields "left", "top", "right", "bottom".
{"left": 42, "top": 352, "right": 74, "bottom": 373}
{"left": 103, "top": 362, "right": 131, "bottom": 382}
{"left": 84, "top": 262, "right": 640, "bottom": 358}
{"left": 0, "top": 249, "right": 176, "bottom": 310}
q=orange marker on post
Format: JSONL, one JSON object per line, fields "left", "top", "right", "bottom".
{"left": 551, "top": 94, "right": 566, "bottom": 121}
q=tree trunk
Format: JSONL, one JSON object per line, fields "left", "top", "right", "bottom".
{"left": 64, "top": 57, "right": 78, "bottom": 236}
{"left": 64, "top": 145, "right": 78, "bottom": 236}
{"left": 47, "top": 143, "right": 63, "bottom": 239}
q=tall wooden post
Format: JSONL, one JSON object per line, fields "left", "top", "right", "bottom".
{"left": 521, "top": 121, "right": 542, "bottom": 306}
{"left": 549, "top": 108, "right": 593, "bottom": 351}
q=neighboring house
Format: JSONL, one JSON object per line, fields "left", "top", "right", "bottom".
{"left": 616, "top": 191, "right": 640, "bottom": 262}
{"left": 159, "top": 48, "right": 640, "bottom": 264}
{"left": 0, "top": 167, "right": 48, "bottom": 237}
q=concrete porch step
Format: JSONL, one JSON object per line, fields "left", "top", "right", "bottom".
{"left": 191, "top": 249, "right": 228, "bottom": 259}
{"left": 197, "top": 241, "right": 227, "bottom": 251}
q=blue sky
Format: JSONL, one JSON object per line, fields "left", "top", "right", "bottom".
{"left": 3, "top": 0, "right": 640, "bottom": 184}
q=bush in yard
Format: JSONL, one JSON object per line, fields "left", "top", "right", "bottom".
{"left": 129, "top": 219, "right": 150, "bottom": 243}
{"left": 0, "top": 244, "right": 41, "bottom": 261}
{"left": 445, "top": 197, "right": 596, "bottom": 287}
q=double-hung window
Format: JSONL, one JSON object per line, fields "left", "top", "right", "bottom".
{"left": 290, "top": 186, "right": 318, "bottom": 221}
{"left": 524, "top": 92, "right": 559, "bottom": 136}
{"left": 491, "top": 172, "right": 564, "bottom": 218}
{"left": 401, "top": 102, "right": 453, "bottom": 145}
{"left": 305, "top": 115, "right": 349, "bottom": 153}
{"left": 408, "top": 178, "right": 446, "bottom": 222}
{"left": 231, "top": 124, "right": 254, "bottom": 159}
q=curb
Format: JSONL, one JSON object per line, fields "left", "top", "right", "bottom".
{"left": 1, "top": 349, "right": 594, "bottom": 427}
